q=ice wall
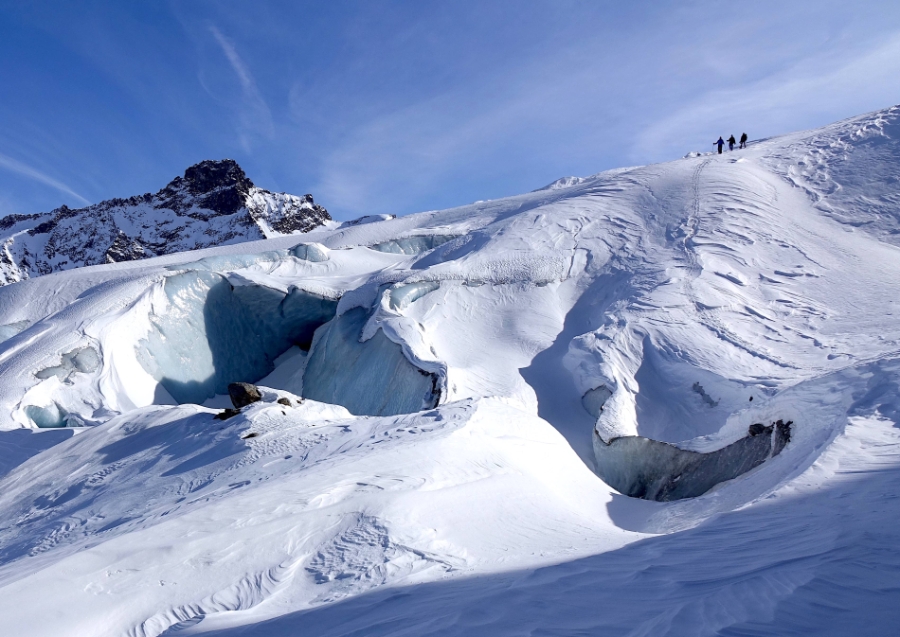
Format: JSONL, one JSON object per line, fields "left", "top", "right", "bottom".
{"left": 165, "top": 251, "right": 285, "bottom": 273}
{"left": 370, "top": 235, "right": 456, "bottom": 255}
{"left": 593, "top": 421, "right": 791, "bottom": 501}
{"left": 302, "top": 307, "right": 440, "bottom": 416}
{"left": 290, "top": 242, "right": 330, "bottom": 262}
{"left": 136, "top": 270, "right": 337, "bottom": 404}
{"left": 23, "top": 403, "right": 67, "bottom": 429}
{"left": 582, "top": 386, "right": 613, "bottom": 419}
{"left": 388, "top": 281, "right": 440, "bottom": 311}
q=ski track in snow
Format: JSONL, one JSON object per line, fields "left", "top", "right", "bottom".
{"left": 0, "top": 106, "right": 899, "bottom": 635}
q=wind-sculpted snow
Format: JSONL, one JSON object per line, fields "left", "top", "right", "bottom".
{"left": 0, "top": 106, "right": 899, "bottom": 635}
{"left": 761, "top": 105, "right": 900, "bottom": 244}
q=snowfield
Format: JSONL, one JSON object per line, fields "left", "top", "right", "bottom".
{"left": 0, "top": 106, "right": 899, "bottom": 635}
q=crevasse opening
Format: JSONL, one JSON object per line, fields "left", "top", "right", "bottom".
{"left": 388, "top": 281, "right": 440, "bottom": 310}
{"left": 133, "top": 269, "right": 441, "bottom": 417}
{"left": 369, "top": 235, "right": 456, "bottom": 255}
{"left": 136, "top": 270, "right": 338, "bottom": 404}
{"left": 35, "top": 347, "right": 101, "bottom": 381}
{"left": 593, "top": 421, "right": 792, "bottom": 501}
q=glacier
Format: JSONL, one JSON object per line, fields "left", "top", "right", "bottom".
{"left": 0, "top": 320, "right": 29, "bottom": 344}
{"left": 0, "top": 106, "right": 897, "bottom": 636}
{"left": 35, "top": 346, "right": 101, "bottom": 381}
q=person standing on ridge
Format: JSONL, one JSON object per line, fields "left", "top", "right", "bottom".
{"left": 727, "top": 134, "right": 736, "bottom": 151}
{"left": 714, "top": 136, "right": 725, "bottom": 154}
{"left": 740, "top": 132, "right": 748, "bottom": 149}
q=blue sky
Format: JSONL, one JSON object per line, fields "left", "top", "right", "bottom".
{"left": 1, "top": 1, "right": 899, "bottom": 221}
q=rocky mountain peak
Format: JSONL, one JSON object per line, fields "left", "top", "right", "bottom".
{"left": 0, "top": 160, "right": 331, "bottom": 285}
{"left": 156, "top": 159, "right": 258, "bottom": 217}
{"left": 180, "top": 159, "right": 254, "bottom": 196}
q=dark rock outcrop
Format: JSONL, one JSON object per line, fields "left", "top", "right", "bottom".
{"left": 228, "top": 382, "right": 263, "bottom": 409}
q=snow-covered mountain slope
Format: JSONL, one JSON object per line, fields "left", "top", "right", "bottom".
{"left": 0, "top": 159, "right": 331, "bottom": 285}
{"left": 0, "top": 105, "right": 899, "bottom": 636}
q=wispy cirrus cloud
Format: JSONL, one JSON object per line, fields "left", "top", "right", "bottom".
{"left": 0, "top": 152, "right": 90, "bottom": 207}
{"left": 209, "top": 25, "right": 275, "bottom": 150}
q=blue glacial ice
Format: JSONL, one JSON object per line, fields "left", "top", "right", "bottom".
{"left": 581, "top": 385, "right": 613, "bottom": 419}
{"left": 302, "top": 307, "right": 440, "bottom": 416}
{"left": 369, "top": 235, "right": 456, "bottom": 255}
{"left": 0, "top": 320, "right": 30, "bottom": 344}
{"left": 388, "top": 282, "right": 440, "bottom": 311}
{"left": 593, "top": 421, "right": 792, "bottom": 501}
{"left": 24, "top": 403, "right": 67, "bottom": 429}
{"left": 35, "top": 346, "right": 101, "bottom": 381}
{"left": 136, "top": 270, "right": 338, "bottom": 404}
{"left": 165, "top": 251, "right": 286, "bottom": 273}
{"left": 290, "top": 243, "right": 329, "bottom": 262}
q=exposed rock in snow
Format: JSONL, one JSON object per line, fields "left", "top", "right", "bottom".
{"left": 228, "top": 383, "right": 263, "bottom": 409}
{"left": 0, "top": 159, "right": 331, "bottom": 285}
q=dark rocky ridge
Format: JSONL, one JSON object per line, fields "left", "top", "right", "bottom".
{"left": 0, "top": 159, "right": 331, "bottom": 285}
{"left": 156, "top": 159, "right": 255, "bottom": 217}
